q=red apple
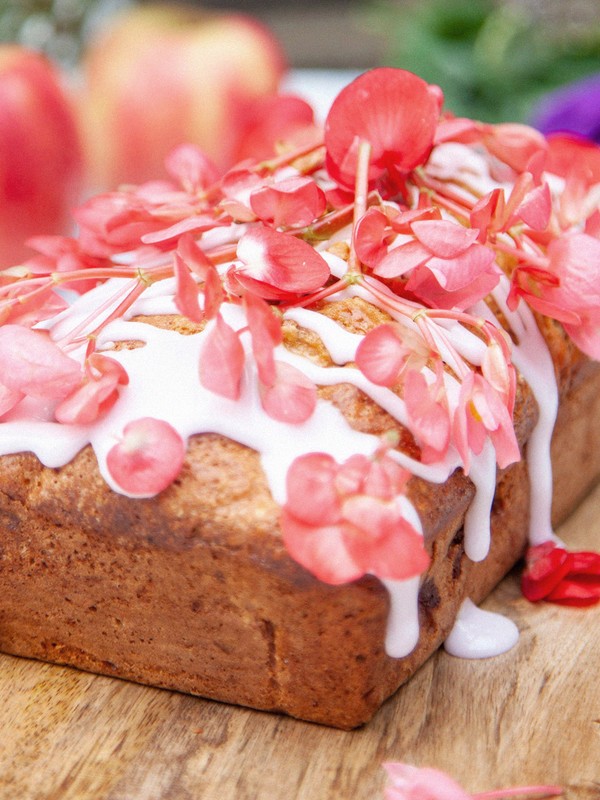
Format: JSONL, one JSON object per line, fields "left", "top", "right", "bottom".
{"left": 77, "top": 3, "right": 288, "bottom": 189}
{"left": 0, "top": 46, "right": 82, "bottom": 268}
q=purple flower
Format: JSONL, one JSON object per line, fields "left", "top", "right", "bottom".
{"left": 529, "top": 73, "right": 600, "bottom": 143}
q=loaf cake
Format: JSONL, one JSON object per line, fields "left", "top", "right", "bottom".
{"left": 1, "top": 68, "right": 599, "bottom": 729}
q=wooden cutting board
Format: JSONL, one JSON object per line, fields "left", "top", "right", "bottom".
{"left": 1, "top": 485, "right": 599, "bottom": 800}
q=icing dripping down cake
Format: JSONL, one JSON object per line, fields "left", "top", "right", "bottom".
{"left": 0, "top": 68, "right": 599, "bottom": 728}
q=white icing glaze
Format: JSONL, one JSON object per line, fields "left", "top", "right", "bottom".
{"left": 380, "top": 497, "right": 425, "bottom": 657}
{"left": 490, "top": 278, "right": 559, "bottom": 545}
{"left": 443, "top": 598, "right": 519, "bottom": 659}
{"left": 381, "top": 577, "right": 421, "bottom": 658}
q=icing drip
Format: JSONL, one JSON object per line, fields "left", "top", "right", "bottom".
{"left": 380, "top": 497, "right": 424, "bottom": 658}
{"left": 461, "top": 440, "right": 497, "bottom": 562}
{"left": 490, "top": 278, "right": 559, "bottom": 545}
{"left": 443, "top": 598, "right": 519, "bottom": 659}
{"left": 381, "top": 577, "right": 421, "bottom": 658}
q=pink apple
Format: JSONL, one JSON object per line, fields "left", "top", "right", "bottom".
{"left": 0, "top": 46, "right": 83, "bottom": 268}
{"left": 77, "top": 4, "right": 288, "bottom": 189}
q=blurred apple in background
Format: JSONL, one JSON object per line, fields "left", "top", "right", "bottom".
{"left": 77, "top": 2, "right": 290, "bottom": 190}
{"left": 0, "top": 46, "right": 82, "bottom": 268}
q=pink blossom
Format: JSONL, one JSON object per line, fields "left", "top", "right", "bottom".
{"left": 404, "top": 365, "right": 451, "bottom": 464}
{"left": 355, "top": 323, "right": 427, "bottom": 387}
{"left": 509, "top": 232, "right": 600, "bottom": 359}
{"left": 258, "top": 361, "right": 317, "bottom": 424}
{"left": 235, "top": 226, "right": 330, "bottom": 299}
{"left": 0, "top": 280, "right": 68, "bottom": 328}
{"left": 198, "top": 314, "right": 245, "bottom": 401}
{"left": 383, "top": 762, "right": 562, "bottom": 800}
{"left": 371, "top": 218, "right": 500, "bottom": 310}
{"left": 106, "top": 417, "right": 185, "bottom": 496}
{"left": 55, "top": 354, "right": 128, "bottom": 425}
{"left": 384, "top": 762, "right": 470, "bottom": 800}
{"left": 324, "top": 68, "right": 441, "bottom": 189}
{"left": 452, "top": 372, "right": 520, "bottom": 473}
{"left": 24, "top": 235, "right": 109, "bottom": 294}
{"left": 281, "top": 451, "right": 428, "bottom": 584}
{"left": 0, "top": 325, "right": 81, "bottom": 408}
{"left": 249, "top": 175, "right": 326, "bottom": 228}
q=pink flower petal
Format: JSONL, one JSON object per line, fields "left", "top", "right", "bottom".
{"left": 404, "top": 368, "right": 451, "bottom": 464}
{"left": 285, "top": 452, "right": 342, "bottom": 526}
{"left": 259, "top": 360, "right": 317, "bottom": 424}
{"left": 383, "top": 762, "right": 471, "bottom": 800}
{"left": 245, "top": 292, "right": 282, "bottom": 387}
{"left": 482, "top": 122, "right": 547, "bottom": 173}
{"left": 106, "top": 417, "right": 186, "bottom": 496}
{"left": 0, "top": 325, "right": 81, "bottom": 400}
{"left": 203, "top": 265, "right": 224, "bottom": 321}
{"left": 373, "top": 239, "right": 431, "bottom": 279}
{"left": 250, "top": 175, "right": 326, "bottom": 228}
{"left": 174, "top": 252, "right": 203, "bottom": 323}
{"left": 342, "top": 495, "right": 429, "bottom": 580}
{"left": 411, "top": 219, "right": 480, "bottom": 258}
{"left": 164, "top": 143, "right": 220, "bottom": 193}
{"left": 356, "top": 324, "right": 410, "bottom": 386}
{"left": 198, "top": 314, "right": 245, "bottom": 401}
{"left": 325, "top": 68, "right": 441, "bottom": 188}
{"left": 0, "top": 382, "right": 24, "bottom": 418}
{"left": 280, "top": 510, "right": 364, "bottom": 585}
{"left": 177, "top": 233, "right": 215, "bottom": 280}
{"left": 353, "top": 207, "right": 392, "bottom": 268}
{"left": 55, "top": 354, "right": 128, "bottom": 425}
{"left": 236, "top": 226, "right": 330, "bottom": 295}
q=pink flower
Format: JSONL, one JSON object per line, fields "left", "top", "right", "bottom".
{"left": 509, "top": 232, "right": 600, "bottom": 359}
{"left": 355, "top": 323, "right": 428, "bottom": 387}
{"left": 281, "top": 451, "right": 429, "bottom": 585}
{"left": 452, "top": 372, "right": 520, "bottom": 473}
{"left": 324, "top": 68, "right": 442, "bottom": 190}
{"left": 404, "top": 365, "right": 451, "bottom": 465}
{"left": 377, "top": 219, "right": 500, "bottom": 311}
{"left": 106, "top": 417, "right": 186, "bottom": 496}
{"left": 383, "top": 762, "right": 562, "bottom": 800}
{"left": 0, "top": 325, "right": 81, "bottom": 417}
{"left": 55, "top": 354, "right": 129, "bottom": 425}
{"left": 234, "top": 226, "right": 330, "bottom": 299}
{"left": 24, "top": 235, "right": 110, "bottom": 294}
{"left": 384, "top": 763, "right": 470, "bottom": 800}
{"left": 249, "top": 175, "right": 326, "bottom": 229}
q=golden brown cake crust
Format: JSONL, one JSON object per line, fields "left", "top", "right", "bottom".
{"left": 1, "top": 300, "right": 599, "bottom": 729}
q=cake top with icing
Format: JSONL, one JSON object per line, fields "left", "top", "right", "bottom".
{"left": 0, "top": 67, "right": 599, "bottom": 599}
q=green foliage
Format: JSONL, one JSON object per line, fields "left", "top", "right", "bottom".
{"left": 366, "top": 0, "right": 600, "bottom": 122}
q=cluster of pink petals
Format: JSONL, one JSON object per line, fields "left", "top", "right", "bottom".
{"left": 356, "top": 321, "right": 518, "bottom": 473}
{"left": 198, "top": 288, "right": 317, "bottom": 424}
{"left": 354, "top": 207, "right": 501, "bottom": 310}
{"left": 509, "top": 233, "right": 600, "bottom": 358}
{"left": 383, "top": 762, "right": 561, "bottom": 800}
{"left": 0, "top": 325, "right": 129, "bottom": 428}
{"left": 281, "top": 451, "right": 429, "bottom": 585}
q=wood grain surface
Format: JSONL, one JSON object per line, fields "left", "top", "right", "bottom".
{"left": 1, "top": 485, "right": 599, "bottom": 800}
